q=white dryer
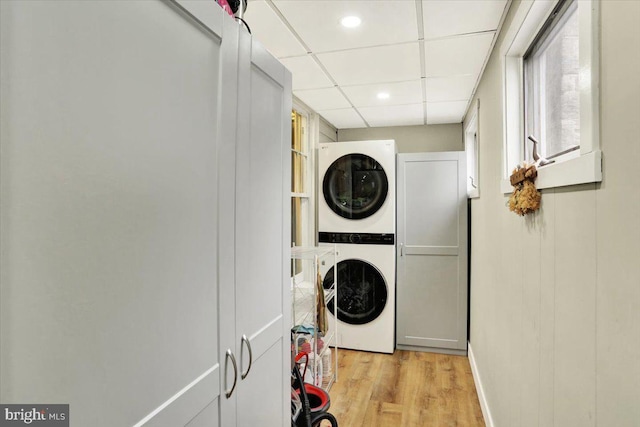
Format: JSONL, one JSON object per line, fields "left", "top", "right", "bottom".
{"left": 319, "top": 232, "right": 395, "bottom": 354}
{"left": 318, "top": 140, "right": 396, "bottom": 234}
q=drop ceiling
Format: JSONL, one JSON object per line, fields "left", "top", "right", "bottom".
{"left": 244, "top": 0, "right": 509, "bottom": 129}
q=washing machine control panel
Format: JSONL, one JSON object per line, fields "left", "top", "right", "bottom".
{"left": 318, "top": 232, "right": 394, "bottom": 245}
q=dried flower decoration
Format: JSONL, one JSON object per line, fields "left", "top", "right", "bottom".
{"left": 508, "top": 163, "right": 541, "bottom": 216}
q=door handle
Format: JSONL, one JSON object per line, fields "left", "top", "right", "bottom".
{"left": 224, "top": 349, "right": 238, "bottom": 398}
{"left": 240, "top": 334, "right": 253, "bottom": 380}
{"left": 400, "top": 243, "right": 404, "bottom": 257}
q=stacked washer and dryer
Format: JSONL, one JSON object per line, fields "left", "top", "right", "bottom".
{"left": 318, "top": 140, "right": 396, "bottom": 354}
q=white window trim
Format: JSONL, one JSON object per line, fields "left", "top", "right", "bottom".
{"left": 499, "top": 0, "right": 601, "bottom": 194}
{"left": 465, "top": 100, "right": 480, "bottom": 199}
{"left": 292, "top": 100, "right": 320, "bottom": 284}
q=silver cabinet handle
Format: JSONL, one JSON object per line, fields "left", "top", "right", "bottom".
{"left": 240, "top": 334, "right": 253, "bottom": 380}
{"left": 400, "top": 243, "right": 404, "bottom": 257}
{"left": 224, "top": 349, "right": 238, "bottom": 398}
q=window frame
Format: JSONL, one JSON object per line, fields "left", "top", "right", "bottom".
{"left": 291, "top": 102, "right": 318, "bottom": 285}
{"left": 499, "top": 0, "right": 601, "bottom": 193}
{"left": 465, "top": 100, "right": 480, "bottom": 199}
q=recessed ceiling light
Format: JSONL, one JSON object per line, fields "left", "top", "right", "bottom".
{"left": 377, "top": 92, "right": 390, "bottom": 100}
{"left": 340, "top": 16, "right": 361, "bottom": 28}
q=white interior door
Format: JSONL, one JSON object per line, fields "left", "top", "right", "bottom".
{"left": 396, "top": 152, "right": 468, "bottom": 354}
{"left": 0, "top": 1, "right": 229, "bottom": 425}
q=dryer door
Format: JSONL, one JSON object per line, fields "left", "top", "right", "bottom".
{"left": 322, "top": 153, "right": 388, "bottom": 220}
{"left": 323, "top": 259, "right": 388, "bottom": 325}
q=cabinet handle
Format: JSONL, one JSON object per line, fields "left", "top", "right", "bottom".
{"left": 240, "top": 334, "right": 253, "bottom": 380}
{"left": 400, "top": 243, "right": 404, "bottom": 257}
{"left": 224, "top": 349, "right": 238, "bottom": 398}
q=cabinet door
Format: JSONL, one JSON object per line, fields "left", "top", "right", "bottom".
{"left": 217, "top": 12, "right": 241, "bottom": 427}
{"left": 0, "top": 1, "right": 231, "bottom": 425}
{"left": 396, "top": 152, "right": 468, "bottom": 354}
{"left": 233, "top": 31, "right": 292, "bottom": 426}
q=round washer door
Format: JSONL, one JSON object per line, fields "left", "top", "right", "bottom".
{"left": 322, "top": 153, "right": 388, "bottom": 220}
{"left": 323, "top": 259, "right": 388, "bottom": 325}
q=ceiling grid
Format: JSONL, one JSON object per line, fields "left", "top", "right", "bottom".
{"left": 246, "top": 0, "right": 510, "bottom": 129}
{"left": 414, "top": 0, "right": 428, "bottom": 125}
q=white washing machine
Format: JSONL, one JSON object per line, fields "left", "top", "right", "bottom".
{"left": 319, "top": 232, "right": 395, "bottom": 354}
{"left": 318, "top": 140, "right": 396, "bottom": 234}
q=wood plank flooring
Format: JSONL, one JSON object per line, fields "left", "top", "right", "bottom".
{"left": 322, "top": 349, "right": 485, "bottom": 427}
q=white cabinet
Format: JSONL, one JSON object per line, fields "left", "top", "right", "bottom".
{"left": 396, "top": 152, "right": 468, "bottom": 355}
{"left": 218, "top": 25, "right": 292, "bottom": 427}
{"left": 0, "top": 1, "right": 291, "bottom": 426}
{"left": 291, "top": 246, "right": 339, "bottom": 391}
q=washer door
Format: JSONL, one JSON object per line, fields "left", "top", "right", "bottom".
{"left": 322, "top": 153, "right": 388, "bottom": 220}
{"left": 323, "top": 259, "right": 388, "bottom": 325}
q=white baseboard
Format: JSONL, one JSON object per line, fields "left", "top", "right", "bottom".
{"left": 468, "top": 342, "right": 494, "bottom": 427}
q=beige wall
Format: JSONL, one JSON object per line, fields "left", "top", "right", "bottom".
{"left": 337, "top": 123, "right": 462, "bottom": 153}
{"left": 319, "top": 116, "right": 337, "bottom": 143}
{"left": 466, "top": 1, "right": 640, "bottom": 426}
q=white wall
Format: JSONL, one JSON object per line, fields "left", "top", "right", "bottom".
{"left": 466, "top": 1, "right": 640, "bottom": 426}
{"left": 337, "top": 123, "right": 462, "bottom": 153}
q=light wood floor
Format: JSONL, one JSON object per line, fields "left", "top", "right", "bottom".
{"left": 322, "top": 349, "right": 485, "bottom": 427}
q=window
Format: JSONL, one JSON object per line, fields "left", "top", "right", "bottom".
{"left": 524, "top": 0, "right": 580, "bottom": 163}
{"left": 465, "top": 100, "right": 480, "bottom": 198}
{"left": 291, "top": 109, "right": 309, "bottom": 278}
{"left": 500, "top": 0, "right": 601, "bottom": 192}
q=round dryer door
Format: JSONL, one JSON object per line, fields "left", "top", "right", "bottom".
{"left": 322, "top": 153, "right": 388, "bottom": 220}
{"left": 323, "top": 259, "right": 388, "bottom": 325}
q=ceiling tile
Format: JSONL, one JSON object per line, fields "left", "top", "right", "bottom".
{"left": 279, "top": 56, "right": 333, "bottom": 90}
{"left": 317, "top": 43, "right": 421, "bottom": 87}
{"left": 425, "top": 75, "right": 476, "bottom": 102}
{"left": 245, "top": 0, "right": 503, "bottom": 127}
{"left": 358, "top": 104, "right": 424, "bottom": 128}
{"left": 273, "top": 0, "right": 418, "bottom": 53}
{"left": 294, "top": 87, "right": 351, "bottom": 112}
{"left": 244, "top": 1, "right": 307, "bottom": 58}
{"left": 341, "top": 80, "right": 423, "bottom": 108}
{"left": 422, "top": 0, "right": 508, "bottom": 39}
{"left": 424, "top": 32, "right": 495, "bottom": 77}
{"left": 426, "top": 101, "right": 469, "bottom": 124}
{"left": 318, "top": 108, "right": 367, "bottom": 129}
